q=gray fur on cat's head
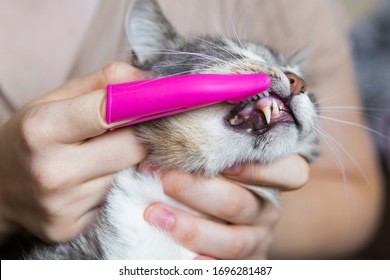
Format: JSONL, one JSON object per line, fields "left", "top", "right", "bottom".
{"left": 126, "top": 0, "right": 320, "bottom": 176}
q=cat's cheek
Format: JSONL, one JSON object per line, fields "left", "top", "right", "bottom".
{"left": 289, "top": 94, "right": 318, "bottom": 138}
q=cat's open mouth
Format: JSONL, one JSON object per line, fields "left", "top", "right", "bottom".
{"left": 225, "top": 91, "right": 295, "bottom": 134}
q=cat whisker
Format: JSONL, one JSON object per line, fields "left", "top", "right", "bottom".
{"left": 319, "top": 115, "right": 390, "bottom": 140}
{"left": 156, "top": 49, "right": 232, "bottom": 66}
{"left": 315, "top": 127, "right": 350, "bottom": 199}
{"left": 191, "top": 36, "right": 242, "bottom": 61}
{"left": 318, "top": 105, "right": 390, "bottom": 113}
{"left": 317, "top": 127, "right": 372, "bottom": 190}
{"left": 128, "top": 47, "right": 230, "bottom": 66}
{"left": 318, "top": 109, "right": 385, "bottom": 123}
{"left": 129, "top": 45, "right": 267, "bottom": 75}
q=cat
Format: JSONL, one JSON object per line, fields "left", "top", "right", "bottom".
{"left": 26, "top": 0, "right": 320, "bottom": 259}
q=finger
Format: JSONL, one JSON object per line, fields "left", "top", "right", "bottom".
{"left": 70, "top": 174, "right": 114, "bottom": 211}
{"left": 27, "top": 63, "right": 148, "bottom": 144}
{"left": 223, "top": 155, "right": 310, "bottom": 190}
{"left": 38, "top": 62, "right": 149, "bottom": 102}
{"left": 30, "top": 89, "right": 108, "bottom": 143}
{"left": 42, "top": 210, "right": 99, "bottom": 243}
{"left": 194, "top": 255, "right": 217, "bottom": 260}
{"left": 160, "top": 171, "right": 262, "bottom": 224}
{"left": 39, "top": 174, "right": 113, "bottom": 224}
{"left": 65, "top": 127, "right": 146, "bottom": 183}
{"left": 144, "top": 203, "right": 271, "bottom": 259}
{"left": 36, "top": 175, "right": 113, "bottom": 242}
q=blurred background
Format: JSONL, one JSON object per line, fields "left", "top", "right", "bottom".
{"left": 343, "top": 0, "right": 380, "bottom": 19}
{"left": 343, "top": 0, "right": 390, "bottom": 259}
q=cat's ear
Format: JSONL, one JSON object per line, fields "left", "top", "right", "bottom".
{"left": 125, "top": 0, "right": 182, "bottom": 69}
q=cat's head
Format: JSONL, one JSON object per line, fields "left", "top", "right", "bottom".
{"left": 126, "top": 0, "right": 320, "bottom": 176}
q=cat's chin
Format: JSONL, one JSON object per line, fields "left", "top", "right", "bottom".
{"left": 224, "top": 92, "right": 296, "bottom": 135}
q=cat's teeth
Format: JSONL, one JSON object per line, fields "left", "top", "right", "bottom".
{"left": 229, "top": 116, "right": 244, "bottom": 126}
{"left": 261, "top": 106, "right": 271, "bottom": 124}
{"left": 241, "top": 102, "right": 255, "bottom": 116}
{"left": 263, "top": 91, "right": 270, "bottom": 97}
{"left": 272, "top": 98, "right": 280, "bottom": 115}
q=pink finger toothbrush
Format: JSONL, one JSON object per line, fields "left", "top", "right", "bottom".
{"left": 106, "top": 73, "right": 270, "bottom": 129}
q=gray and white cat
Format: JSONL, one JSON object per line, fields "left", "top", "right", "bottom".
{"left": 27, "top": 0, "right": 320, "bottom": 259}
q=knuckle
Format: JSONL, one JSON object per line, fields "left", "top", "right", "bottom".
{"left": 110, "top": 129, "right": 147, "bottom": 168}
{"left": 39, "top": 210, "right": 88, "bottom": 242}
{"left": 264, "top": 208, "right": 280, "bottom": 228}
{"left": 38, "top": 197, "right": 64, "bottom": 220}
{"left": 38, "top": 216, "right": 66, "bottom": 242}
{"left": 101, "top": 61, "right": 131, "bottom": 83}
{"left": 292, "top": 158, "right": 310, "bottom": 188}
{"left": 162, "top": 173, "right": 191, "bottom": 199}
{"left": 32, "top": 162, "right": 69, "bottom": 193}
{"left": 122, "top": 129, "right": 147, "bottom": 164}
{"left": 40, "top": 222, "right": 72, "bottom": 242}
{"left": 176, "top": 220, "right": 199, "bottom": 245}
{"left": 224, "top": 235, "right": 247, "bottom": 258}
{"left": 221, "top": 189, "right": 249, "bottom": 221}
{"left": 19, "top": 106, "right": 46, "bottom": 151}
{"left": 39, "top": 223, "right": 61, "bottom": 242}
{"left": 32, "top": 167, "right": 50, "bottom": 191}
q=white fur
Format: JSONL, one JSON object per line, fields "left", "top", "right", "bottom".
{"left": 100, "top": 168, "right": 196, "bottom": 260}
{"left": 26, "top": 0, "right": 319, "bottom": 260}
{"left": 100, "top": 167, "right": 280, "bottom": 260}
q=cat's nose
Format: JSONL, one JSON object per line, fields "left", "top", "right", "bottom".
{"left": 286, "top": 73, "right": 307, "bottom": 95}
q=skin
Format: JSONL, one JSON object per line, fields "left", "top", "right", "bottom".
{"left": 143, "top": 52, "right": 383, "bottom": 260}
{"left": 0, "top": 1, "right": 384, "bottom": 260}
{"left": 0, "top": 62, "right": 148, "bottom": 244}
{"left": 139, "top": 0, "right": 384, "bottom": 259}
{"left": 270, "top": 53, "right": 383, "bottom": 259}
{"left": 144, "top": 155, "right": 308, "bottom": 260}
{"left": 0, "top": 58, "right": 383, "bottom": 260}
{"left": 0, "top": 61, "right": 304, "bottom": 260}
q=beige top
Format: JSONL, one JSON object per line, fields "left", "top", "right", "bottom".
{"left": 0, "top": 0, "right": 348, "bottom": 125}
{"left": 1, "top": 1, "right": 385, "bottom": 258}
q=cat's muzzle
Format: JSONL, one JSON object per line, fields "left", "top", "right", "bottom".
{"left": 225, "top": 91, "right": 296, "bottom": 134}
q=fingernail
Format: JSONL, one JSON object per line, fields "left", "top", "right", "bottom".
{"left": 144, "top": 204, "right": 175, "bottom": 230}
{"left": 223, "top": 164, "right": 242, "bottom": 176}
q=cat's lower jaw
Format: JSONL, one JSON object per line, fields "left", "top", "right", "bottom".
{"left": 101, "top": 167, "right": 197, "bottom": 259}
{"left": 26, "top": 166, "right": 278, "bottom": 260}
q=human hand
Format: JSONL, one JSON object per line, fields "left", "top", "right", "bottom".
{"left": 0, "top": 62, "right": 147, "bottom": 244}
{"left": 143, "top": 155, "right": 309, "bottom": 259}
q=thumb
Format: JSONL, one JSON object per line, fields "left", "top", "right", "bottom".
{"left": 223, "top": 155, "right": 310, "bottom": 190}
{"left": 28, "top": 62, "right": 149, "bottom": 144}
{"left": 38, "top": 62, "right": 149, "bottom": 103}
